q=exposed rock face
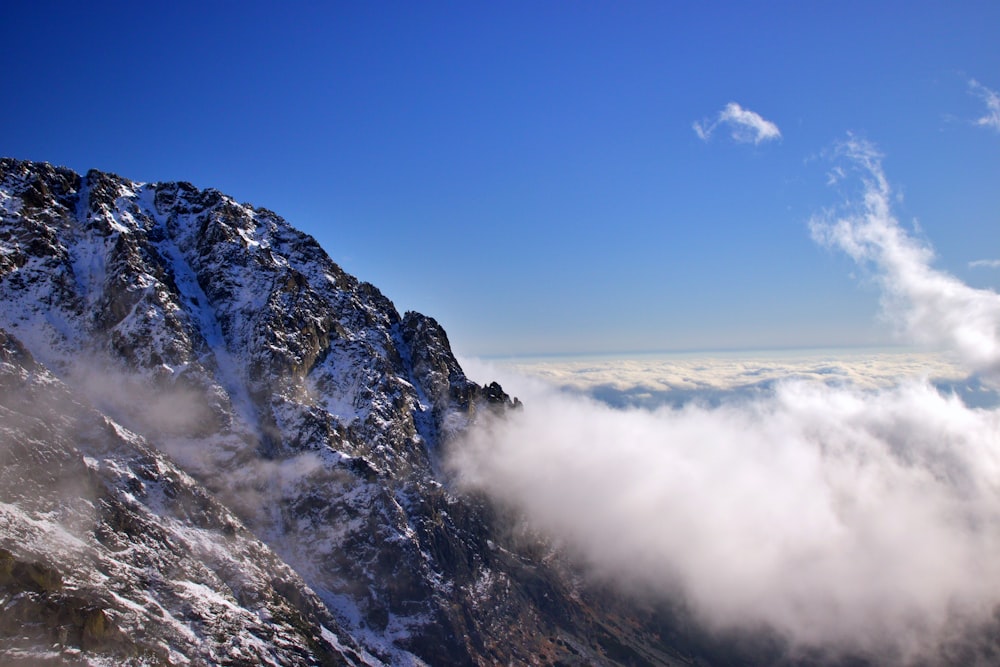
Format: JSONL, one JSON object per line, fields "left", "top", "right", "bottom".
{"left": 0, "top": 158, "right": 703, "bottom": 665}
{"left": 0, "top": 329, "right": 362, "bottom": 665}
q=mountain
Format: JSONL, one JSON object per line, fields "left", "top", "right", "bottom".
{"left": 0, "top": 327, "right": 366, "bottom": 665}
{"left": 0, "top": 158, "right": 714, "bottom": 666}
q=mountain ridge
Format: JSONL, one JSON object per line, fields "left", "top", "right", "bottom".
{"left": 0, "top": 157, "right": 707, "bottom": 665}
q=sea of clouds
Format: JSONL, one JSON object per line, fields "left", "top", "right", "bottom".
{"left": 451, "top": 138, "right": 1000, "bottom": 663}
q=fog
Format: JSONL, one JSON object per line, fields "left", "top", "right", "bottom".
{"left": 450, "top": 140, "right": 1000, "bottom": 662}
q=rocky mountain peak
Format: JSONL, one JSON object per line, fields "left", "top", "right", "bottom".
{"left": 0, "top": 158, "right": 715, "bottom": 666}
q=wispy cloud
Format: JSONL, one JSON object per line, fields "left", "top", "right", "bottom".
{"left": 811, "top": 136, "right": 1000, "bottom": 376}
{"left": 826, "top": 165, "right": 847, "bottom": 186}
{"left": 970, "top": 259, "right": 1000, "bottom": 269}
{"left": 969, "top": 79, "right": 1000, "bottom": 132}
{"left": 693, "top": 102, "right": 781, "bottom": 145}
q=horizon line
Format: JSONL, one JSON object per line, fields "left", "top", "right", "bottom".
{"left": 469, "top": 342, "right": 929, "bottom": 362}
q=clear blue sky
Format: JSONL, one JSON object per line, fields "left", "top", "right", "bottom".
{"left": 3, "top": 1, "right": 999, "bottom": 356}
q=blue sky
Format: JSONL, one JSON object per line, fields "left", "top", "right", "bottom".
{"left": 3, "top": 2, "right": 999, "bottom": 356}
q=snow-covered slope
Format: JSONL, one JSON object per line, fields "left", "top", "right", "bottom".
{"left": 0, "top": 328, "right": 367, "bottom": 665}
{"left": 0, "top": 158, "right": 703, "bottom": 665}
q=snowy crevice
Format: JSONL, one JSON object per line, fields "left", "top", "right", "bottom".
{"left": 143, "top": 187, "right": 258, "bottom": 432}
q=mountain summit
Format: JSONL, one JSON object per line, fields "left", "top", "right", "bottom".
{"left": 0, "top": 158, "right": 702, "bottom": 665}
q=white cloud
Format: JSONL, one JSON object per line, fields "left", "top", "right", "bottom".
{"left": 694, "top": 102, "right": 781, "bottom": 145}
{"left": 969, "top": 79, "right": 1000, "bottom": 132}
{"left": 810, "top": 136, "right": 1000, "bottom": 377}
{"left": 452, "top": 368, "right": 1000, "bottom": 663}
{"left": 970, "top": 259, "right": 1000, "bottom": 270}
{"left": 826, "top": 165, "right": 847, "bottom": 186}
{"left": 452, "top": 142, "right": 1000, "bottom": 663}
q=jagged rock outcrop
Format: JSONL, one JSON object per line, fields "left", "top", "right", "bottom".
{"left": 0, "top": 158, "right": 703, "bottom": 665}
{"left": 0, "top": 328, "right": 364, "bottom": 665}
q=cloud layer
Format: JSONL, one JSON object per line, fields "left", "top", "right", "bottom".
{"left": 452, "top": 376, "right": 1000, "bottom": 662}
{"left": 489, "top": 349, "right": 967, "bottom": 407}
{"left": 452, "top": 141, "right": 1000, "bottom": 663}
{"left": 694, "top": 102, "right": 781, "bottom": 145}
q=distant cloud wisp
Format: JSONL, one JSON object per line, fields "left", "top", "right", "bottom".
{"left": 970, "top": 259, "right": 1000, "bottom": 270}
{"left": 969, "top": 79, "right": 1000, "bottom": 132}
{"left": 693, "top": 102, "right": 781, "bottom": 145}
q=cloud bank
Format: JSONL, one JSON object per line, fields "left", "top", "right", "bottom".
{"left": 694, "top": 102, "right": 781, "bottom": 145}
{"left": 451, "top": 140, "right": 1000, "bottom": 663}
{"left": 492, "top": 349, "right": 967, "bottom": 408}
{"left": 452, "top": 376, "right": 1000, "bottom": 662}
